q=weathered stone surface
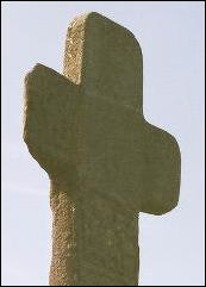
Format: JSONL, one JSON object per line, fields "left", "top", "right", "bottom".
{"left": 23, "top": 12, "right": 181, "bottom": 286}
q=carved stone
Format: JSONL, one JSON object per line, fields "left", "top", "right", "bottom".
{"left": 23, "top": 12, "right": 181, "bottom": 286}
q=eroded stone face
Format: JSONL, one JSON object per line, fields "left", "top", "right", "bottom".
{"left": 24, "top": 64, "right": 81, "bottom": 183}
{"left": 23, "top": 12, "right": 181, "bottom": 286}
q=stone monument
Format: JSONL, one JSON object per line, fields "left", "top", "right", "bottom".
{"left": 23, "top": 12, "right": 181, "bottom": 286}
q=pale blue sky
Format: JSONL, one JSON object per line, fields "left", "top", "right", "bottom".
{"left": 2, "top": 1, "right": 205, "bottom": 286}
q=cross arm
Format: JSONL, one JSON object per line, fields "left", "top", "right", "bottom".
{"left": 139, "top": 121, "right": 181, "bottom": 215}
{"left": 23, "top": 63, "right": 81, "bottom": 180}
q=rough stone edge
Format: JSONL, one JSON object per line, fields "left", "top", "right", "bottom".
{"left": 63, "top": 13, "right": 89, "bottom": 84}
{"left": 49, "top": 181, "right": 77, "bottom": 286}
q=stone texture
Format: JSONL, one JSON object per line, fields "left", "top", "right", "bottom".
{"left": 23, "top": 12, "right": 181, "bottom": 286}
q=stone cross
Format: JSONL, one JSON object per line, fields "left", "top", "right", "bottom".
{"left": 23, "top": 12, "right": 181, "bottom": 286}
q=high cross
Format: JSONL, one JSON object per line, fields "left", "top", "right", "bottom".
{"left": 23, "top": 12, "right": 181, "bottom": 286}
